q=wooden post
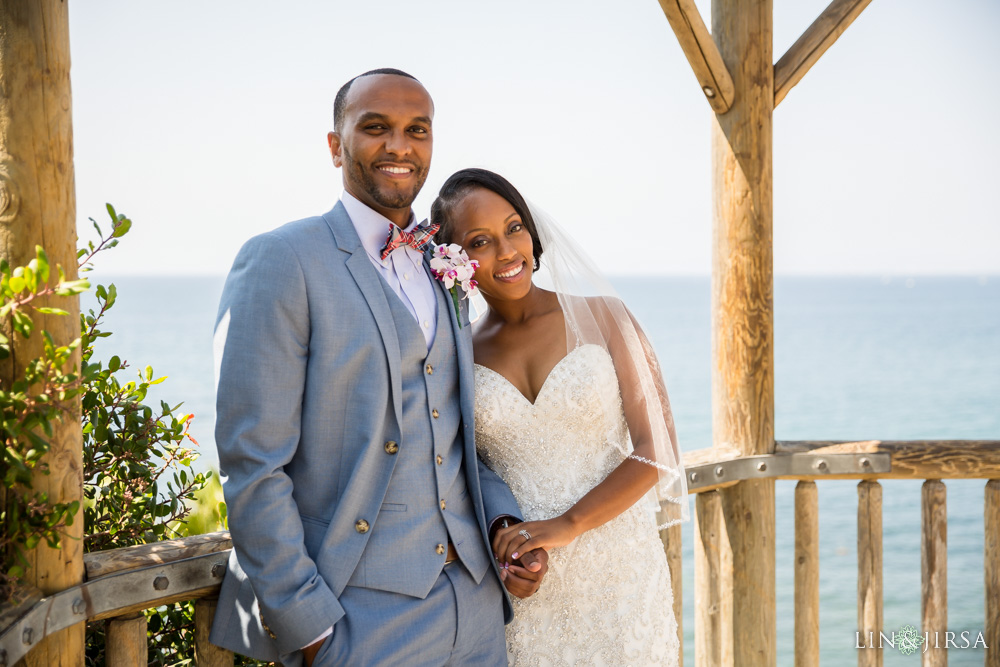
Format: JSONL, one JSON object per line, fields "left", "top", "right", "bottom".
{"left": 0, "top": 2, "right": 83, "bottom": 665}
{"left": 795, "top": 481, "right": 819, "bottom": 666}
{"left": 105, "top": 613, "right": 148, "bottom": 667}
{"left": 921, "top": 480, "right": 947, "bottom": 667}
{"left": 694, "top": 491, "right": 732, "bottom": 666}
{"left": 659, "top": 521, "right": 684, "bottom": 665}
{"left": 195, "top": 597, "right": 234, "bottom": 667}
{"left": 858, "top": 480, "right": 883, "bottom": 667}
{"left": 986, "top": 480, "right": 999, "bottom": 667}
{"left": 710, "top": 0, "right": 775, "bottom": 664}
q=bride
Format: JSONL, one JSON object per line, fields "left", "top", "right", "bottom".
{"left": 430, "top": 168, "right": 689, "bottom": 666}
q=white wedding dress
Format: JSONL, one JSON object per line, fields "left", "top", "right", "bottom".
{"left": 474, "top": 344, "right": 680, "bottom": 666}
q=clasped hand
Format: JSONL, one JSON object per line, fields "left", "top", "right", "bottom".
{"left": 492, "top": 516, "right": 578, "bottom": 598}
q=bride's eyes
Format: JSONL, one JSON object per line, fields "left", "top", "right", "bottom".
{"left": 508, "top": 222, "right": 524, "bottom": 234}
{"left": 470, "top": 237, "right": 489, "bottom": 248}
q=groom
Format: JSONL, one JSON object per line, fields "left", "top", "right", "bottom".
{"left": 209, "top": 69, "right": 547, "bottom": 666}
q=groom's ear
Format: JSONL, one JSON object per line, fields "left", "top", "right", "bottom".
{"left": 327, "top": 131, "right": 343, "bottom": 168}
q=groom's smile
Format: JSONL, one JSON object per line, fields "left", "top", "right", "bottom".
{"left": 328, "top": 73, "right": 434, "bottom": 227}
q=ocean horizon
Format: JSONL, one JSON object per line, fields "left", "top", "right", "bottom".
{"left": 84, "top": 273, "right": 999, "bottom": 665}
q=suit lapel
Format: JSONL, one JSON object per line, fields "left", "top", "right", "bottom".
{"left": 324, "top": 204, "right": 403, "bottom": 427}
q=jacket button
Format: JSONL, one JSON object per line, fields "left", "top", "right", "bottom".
{"left": 436, "top": 543, "right": 445, "bottom": 555}
{"left": 355, "top": 519, "right": 370, "bottom": 534}
{"left": 436, "top": 455, "right": 443, "bottom": 465}
{"left": 440, "top": 499, "right": 446, "bottom": 510}
{"left": 384, "top": 440, "right": 398, "bottom": 455}
{"left": 432, "top": 409, "right": 439, "bottom": 418}
{"left": 426, "top": 364, "right": 434, "bottom": 375}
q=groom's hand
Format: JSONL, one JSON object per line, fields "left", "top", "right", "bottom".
{"left": 501, "top": 548, "right": 549, "bottom": 598}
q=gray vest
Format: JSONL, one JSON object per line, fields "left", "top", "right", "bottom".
{"left": 347, "top": 270, "right": 489, "bottom": 598}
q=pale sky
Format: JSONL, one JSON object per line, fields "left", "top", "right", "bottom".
{"left": 68, "top": 0, "right": 1000, "bottom": 276}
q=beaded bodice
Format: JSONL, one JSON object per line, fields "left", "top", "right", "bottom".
{"left": 474, "top": 344, "right": 679, "bottom": 666}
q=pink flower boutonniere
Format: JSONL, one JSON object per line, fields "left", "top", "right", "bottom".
{"left": 430, "top": 244, "right": 479, "bottom": 328}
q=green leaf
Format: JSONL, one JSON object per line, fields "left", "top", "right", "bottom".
{"left": 35, "top": 307, "right": 70, "bottom": 316}
{"left": 9, "top": 275, "right": 26, "bottom": 293}
{"left": 106, "top": 202, "right": 118, "bottom": 222}
{"left": 109, "top": 355, "right": 121, "bottom": 372}
{"left": 35, "top": 247, "right": 50, "bottom": 284}
{"left": 112, "top": 217, "right": 132, "bottom": 238}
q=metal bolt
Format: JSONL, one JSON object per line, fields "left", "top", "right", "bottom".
{"left": 757, "top": 462, "right": 767, "bottom": 472}
{"left": 703, "top": 86, "right": 716, "bottom": 98}
{"left": 815, "top": 459, "right": 828, "bottom": 471}
{"left": 72, "top": 598, "right": 86, "bottom": 615}
{"left": 153, "top": 576, "right": 169, "bottom": 591}
{"left": 22, "top": 627, "right": 33, "bottom": 645}
{"left": 212, "top": 563, "right": 225, "bottom": 578}
{"left": 860, "top": 457, "right": 871, "bottom": 468}
{"left": 715, "top": 466, "right": 725, "bottom": 477}
{"left": 690, "top": 471, "right": 699, "bottom": 483}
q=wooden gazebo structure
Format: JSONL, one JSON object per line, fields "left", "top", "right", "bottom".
{"left": 2, "top": 1, "right": 998, "bottom": 665}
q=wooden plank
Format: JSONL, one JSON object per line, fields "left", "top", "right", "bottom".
{"left": 694, "top": 491, "right": 732, "bottom": 666}
{"left": 105, "top": 613, "right": 147, "bottom": 667}
{"left": 85, "top": 531, "right": 232, "bottom": 580}
{"left": 774, "top": 0, "right": 875, "bottom": 107}
{"left": 656, "top": 0, "right": 736, "bottom": 113}
{"left": 659, "top": 521, "right": 684, "bottom": 665}
{"left": 195, "top": 597, "right": 234, "bottom": 667}
{"left": 795, "top": 481, "right": 819, "bottom": 667}
{"left": 0, "top": 2, "right": 84, "bottom": 665}
{"left": 858, "top": 480, "right": 883, "bottom": 667}
{"left": 710, "top": 0, "right": 775, "bottom": 661}
{"left": 921, "top": 480, "right": 947, "bottom": 667}
{"left": 986, "top": 480, "right": 999, "bottom": 667}
{"left": 777, "top": 441, "right": 1000, "bottom": 480}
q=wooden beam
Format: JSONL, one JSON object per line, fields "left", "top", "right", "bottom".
{"left": 710, "top": 0, "right": 775, "bottom": 661}
{"left": 658, "top": 521, "right": 684, "bottom": 665}
{"left": 921, "top": 480, "right": 947, "bottom": 667}
{"left": 985, "top": 480, "right": 999, "bottom": 666}
{"left": 857, "top": 480, "right": 883, "bottom": 667}
{"left": 0, "top": 3, "right": 83, "bottom": 665}
{"left": 694, "top": 491, "right": 731, "bottom": 666}
{"left": 794, "top": 481, "right": 819, "bottom": 667}
{"left": 657, "top": 0, "right": 736, "bottom": 113}
{"left": 85, "top": 531, "right": 232, "bottom": 580}
{"left": 773, "top": 0, "right": 874, "bottom": 107}
{"left": 105, "top": 613, "right": 148, "bottom": 667}
{"left": 777, "top": 440, "right": 1000, "bottom": 480}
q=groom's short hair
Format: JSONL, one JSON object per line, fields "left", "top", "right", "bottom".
{"left": 333, "top": 68, "right": 420, "bottom": 131}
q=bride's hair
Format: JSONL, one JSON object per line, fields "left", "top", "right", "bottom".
{"left": 430, "top": 168, "right": 544, "bottom": 271}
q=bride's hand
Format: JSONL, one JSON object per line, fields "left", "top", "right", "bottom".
{"left": 493, "top": 517, "right": 579, "bottom": 565}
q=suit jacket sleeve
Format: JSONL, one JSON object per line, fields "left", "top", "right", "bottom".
{"left": 215, "top": 233, "right": 343, "bottom": 653}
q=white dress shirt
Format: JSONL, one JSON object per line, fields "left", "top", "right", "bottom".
{"left": 341, "top": 191, "right": 438, "bottom": 349}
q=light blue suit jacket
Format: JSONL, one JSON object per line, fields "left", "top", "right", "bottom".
{"left": 209, "top": 203, "right": 521, "bottom": 659}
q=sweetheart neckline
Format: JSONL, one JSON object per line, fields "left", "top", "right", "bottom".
{"left": 473, "top": 344, "right": 604, "bottom": 406}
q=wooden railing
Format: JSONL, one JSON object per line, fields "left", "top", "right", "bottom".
{"left": 2, "top": 439, "right": 998, "bottom": 665}
{"left": 659, "top": 439, "right": 1000, "bottom": 666}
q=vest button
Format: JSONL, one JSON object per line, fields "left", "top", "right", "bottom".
{"left": 355, "top": 519, "right": 369, "bottom": 534}
{"left": 432, "top": 409, "right": 439, "bottom": 418}
{"left": 440, "top": 499, "right": 446, "bottom": 510}
{"left": 384, "top": 440, "right": 398, "bottom": 455}
{"left": 436, "top": 543, "right": 445, "bottom": 555}
{"left": 436, "top": 455, "right": 443, "bottom": 465}
{"left": 426, "top": 364, "right": 434, "bottom": 375}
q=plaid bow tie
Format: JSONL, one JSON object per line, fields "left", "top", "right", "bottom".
{"left": 379, "top": 221, "right": 440, "bottom": 260}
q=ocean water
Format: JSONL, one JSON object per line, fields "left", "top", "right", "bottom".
{"left": 85, "top": 274, "right": 999, "bottom": 665}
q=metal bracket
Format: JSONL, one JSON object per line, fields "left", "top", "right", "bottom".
{"left": 686, "top": 452, "right": 891, "bottom": 492}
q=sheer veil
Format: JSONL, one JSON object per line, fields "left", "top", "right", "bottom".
{"left": 522, "top": 200, "right": 689, "bottom": 529}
